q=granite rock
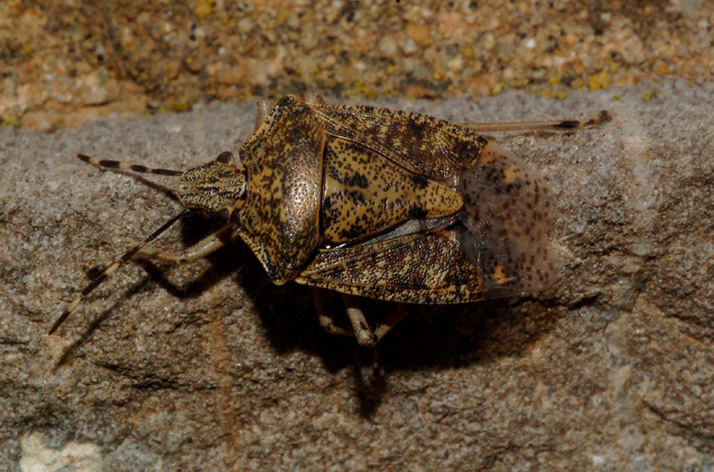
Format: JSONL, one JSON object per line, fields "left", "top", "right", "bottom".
{"left": 1, "top": 82, "right": 714, "bottom": 471}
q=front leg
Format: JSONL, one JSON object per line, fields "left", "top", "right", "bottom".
{"left": 304, "top": 91, "right": 326, "bottom": 105}
{"left": 135, "top": 224, "right": 239, "bottom": 264}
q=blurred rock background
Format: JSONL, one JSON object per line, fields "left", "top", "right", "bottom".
{"left": 1, "top": 0, "right": 712, "bottom": 130}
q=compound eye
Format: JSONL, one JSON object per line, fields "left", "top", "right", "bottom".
{"left": 216, "top": 151, "right": 234, "bottom": 164}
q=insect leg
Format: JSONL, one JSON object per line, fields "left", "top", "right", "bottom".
{"left": 341, "top": 296, "right": 410, "bottom": 346}
{"left": 313, "top": 290, "right": 354, "bottom": 337}
{"left": 342, "top": 295, "right": 378, "bottom": 347}
{"left": 255, "top": 99, "right": 274, "bottom": 131}
{"left": 77, "top": 154, "right": 183, "bottom": 176}
{"left": 136, "top": 223, "right": 239, "bottom": 264}
{"left": 303, "top": 92, "right": 326, "bottom": 105}
{"left": 372, "top": 307, "right": 410, "bottom": 343}
{"left": 460, "top": 110, "right": 611, "bottom": 133}
{"left": 49, "top": 212, "right": 186, "bottom": 334}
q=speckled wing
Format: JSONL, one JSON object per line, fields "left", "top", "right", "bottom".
{"left": 295, "top": 231, "right": 488, "bottom": 304}
{"left": 305, "top": 101, "right": 560, "bottom": 299}
{"left": 307, "top": 103, "right": 487, "bottom": 180}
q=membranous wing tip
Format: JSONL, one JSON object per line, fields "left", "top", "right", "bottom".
{"left": 457, "top": 141, "right": 560, "bottom": 298}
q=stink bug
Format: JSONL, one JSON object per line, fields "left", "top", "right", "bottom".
{"left": 50, "top": 93, "right": 610, "bottom": 346}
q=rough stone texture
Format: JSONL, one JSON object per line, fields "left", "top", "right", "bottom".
{"left": 1, "top": 82, "right": 714, "bottom": 471}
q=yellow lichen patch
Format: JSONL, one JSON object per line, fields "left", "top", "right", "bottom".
{"left": 642, "top": 90, "right": 660, "bottom": 102}
{"left": 351, "top": 79, "right": 378, "bottom": 100}
{"left": 1, "top": 115, "right": 20, "bottom": 126}
{"left": 490, "top": 265, "right": 517, "bottom": 284}
{"left": 508, "top": 79, "right": 529, "bottom": 89}
{"left": 588, "top": 71, "right": 611, "bottom": 91}
{"left": 536, "top": 89, "right": 555, "bottom": 99}
{"left": 194, "top": 0, "right": 213, "bottom": 18}
{"left": 492, "top": 81, "right": 505, "bottom": 96}
{"left": 278, "top": 10, "right": 292, "bottom": 25}
{"left": 572, "top": 78, "right": 585, "bottom": 89}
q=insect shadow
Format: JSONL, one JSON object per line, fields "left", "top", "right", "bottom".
{"left": 239, "top": 264, "right": 562, "bottom": 416}
{"left": 53, "top": 199, "right": 561, "bottom": 416}
{"left": 131, "top": 211, "right": 561, "bottom": 410}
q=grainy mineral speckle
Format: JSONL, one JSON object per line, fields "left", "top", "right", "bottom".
{"left": 0, "top": 1, "right": 712, "bottom": 130}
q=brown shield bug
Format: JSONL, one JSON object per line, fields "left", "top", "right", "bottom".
{"left": 50, "top": 93, "right": 610, "bottom": 346}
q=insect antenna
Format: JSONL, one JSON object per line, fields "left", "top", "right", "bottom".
{"left": 49, "top": 211, "right": 187, "bottom": 335}
{"left": 461, "top": 110, "right": 612, "bottom": 133}
{"left": 77, "top": 154, "right": 184, "bottom": 176}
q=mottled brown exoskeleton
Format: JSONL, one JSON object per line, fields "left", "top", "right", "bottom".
{"left": 50, "top": 93, "right": 610, "bottom": 346}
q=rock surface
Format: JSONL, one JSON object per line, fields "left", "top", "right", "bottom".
{"left": 1, "top": 82, "right": 714, "bottom": 471}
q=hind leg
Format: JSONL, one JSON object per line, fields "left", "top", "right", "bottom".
{"left": 313, "top": 290, "right": 353, "bottom": 337}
